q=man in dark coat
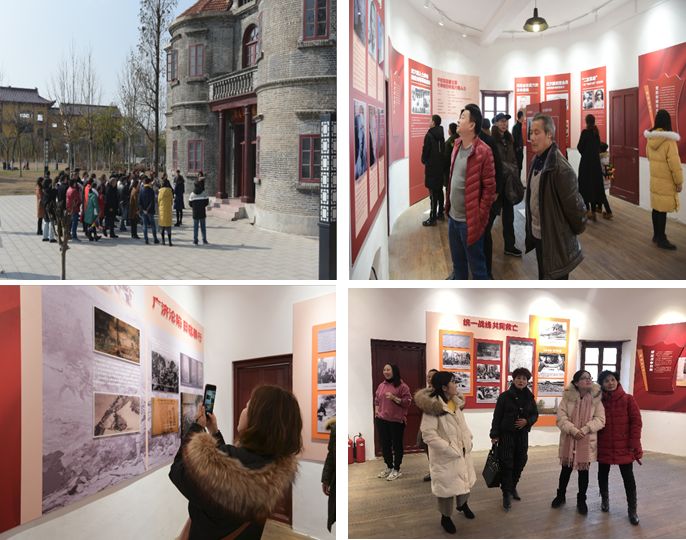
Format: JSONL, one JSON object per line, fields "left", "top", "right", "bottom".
{"left": 321, "top": 418, "right": 336, "bottom": 532}
{"left": 490, "top": 368, "right": 539, "bottom": 511}
{"left": 138, "top": 176, "right": 159, "bottom": 245}
{"left": 421, "top": 114, "right": 445, "bottom": 226}
{"left": 512, "top": 110, "right": 525, "bottom": 178}
{"left": 525, "top": 114, "right": 587, "bottom": 279}
{"left": 104, "top": 177, "right": 120, "bottom": 238}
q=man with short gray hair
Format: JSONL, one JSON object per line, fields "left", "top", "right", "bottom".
{"left": 525, "top": 114, "right": 587, "bottom": 279}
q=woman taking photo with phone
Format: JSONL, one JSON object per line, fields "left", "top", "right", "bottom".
{"left": 596, "top": 370, "right": 643, "bottom": 525}
{"left": 374, "top": 363, "right": 412, "bottom": 481}
{"left": 169, "top": 385, "right": 302, "bottom": 539}
{"left": 415, "top": 371, "right": 476, "bottom": 535}
{"left": 551, "top": 370, "right": 605, "bottom": 515}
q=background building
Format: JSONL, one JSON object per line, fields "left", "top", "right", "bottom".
{"left": 166, "top": 0, "right": 336, "bottom": 236}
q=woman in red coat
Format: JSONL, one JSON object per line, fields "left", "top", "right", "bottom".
{"left": 596, "top": 370, "right": 642, "bottom": 526}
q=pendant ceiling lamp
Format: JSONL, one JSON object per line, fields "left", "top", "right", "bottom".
{"left": 523, "top": 1, "right": 549, "bottom": 33}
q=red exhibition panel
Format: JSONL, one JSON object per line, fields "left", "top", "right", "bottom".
{"left": 0, "top": 286, "right": 21, "bottom": 534}
{"left": 633, "top": 322, "right": 686, "bottom": 412}
{"left": 514, "top": 76, "right": 541, "bottom": 115}
{"left": 389, "top": 41, "right": 405, "bottom": 164}
{"left": 544, "top": 73, "right": 571, "bottom": 149}
{"left": 408, "top": 58, "right": 432, "bottom": 206}
{"left": 580, "top": 66, "right": 607, "bottom": 142}
{"left": 638, "top": 41, "right": 686, "bottom": 160}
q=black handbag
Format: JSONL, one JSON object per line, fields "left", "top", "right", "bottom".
{"left": 482, "top": 443, "right": 501, "bottom": 488}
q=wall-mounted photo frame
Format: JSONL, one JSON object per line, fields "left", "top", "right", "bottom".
{"left": 506, "top": 336, "right": 536, "bottom": 377}
{"left": 151, "top": 397, "right": 179, "bottom": 436}
{"left": 312, "top": 321, "right": 336, "bottom": 440}
{"left": 93, "top": 306, "right": 140, "bottom": 365}
{"left": 93, "top": 392, "right": 141, "bottom": 439}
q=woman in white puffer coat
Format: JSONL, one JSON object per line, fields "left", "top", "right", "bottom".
{"left": 415, "top": 371, "right": 477, "bottom": 535}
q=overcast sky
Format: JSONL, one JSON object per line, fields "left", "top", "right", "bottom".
{"left": 0, "top": 0, "right": 198, "bottom": 105}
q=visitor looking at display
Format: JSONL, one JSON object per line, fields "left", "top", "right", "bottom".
{"left": 577, "top": 114, "right": 611, "bottom": 221}
{"left": 645, "top": 108, "right": 684, "bottom": 250}
{"left": 169, "top": 385, "right": 302, "bottom": 540}
{"left": 551, "top": 370, "right": 605, "bottom": 515}
{"left": 421, "top": 114, "right": 446, "bottom": 226}
{"left": 374, "top": 363, "right": 412, "bottom": 481}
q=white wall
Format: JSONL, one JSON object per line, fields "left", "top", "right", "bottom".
{"left": 349, "top": 288, "right": 686, "bottom": 460}
{"left": 354, "top": 0, "right": 686, "bottom": 277}
{"left": 202, "top": 285, "right": 335, "bottom": 540}
{"left": 351, "top": 198, "right": 390, "bottom": 280}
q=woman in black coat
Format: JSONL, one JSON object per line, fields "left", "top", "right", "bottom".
{"left": 321, "top": 418, "right": 336, "bottom": 532}
{"left": 170, "top": 385, "right": 302, "bottom": 540}
{"left": 577, "top": 114, "right": 607, "bottom": 221}
{"left": 421, "top": 114, "right": 446, "bottom": 225}
{"left": 174, "top": 173, "right": 185, "bottom": 226}
{"left": 490, "top": 367, "right": 539, "bottom": 511}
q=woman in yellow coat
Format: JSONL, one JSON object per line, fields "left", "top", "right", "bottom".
{"left": 158, "top": 178, "right": 174, "bottom": 246}
{"left": 645, "top": 109, "right": 683, "bottom": 250}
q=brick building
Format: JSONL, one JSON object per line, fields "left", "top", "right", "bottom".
{"left": 165, "top": 0, "right": 336, "bottom": 236}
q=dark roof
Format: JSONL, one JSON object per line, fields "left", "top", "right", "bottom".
{"left": 0, "top": 86, "right": 54, "bottom": 106}
{"left": 180, "top": 0, "right": 232, "bottom": 17}
{"left": 60, "top": 103, "right": 121, "bottom": 117}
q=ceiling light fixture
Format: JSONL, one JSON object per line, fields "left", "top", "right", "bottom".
{"left": 523, "top": 1, "right": 549, "bottom": 33}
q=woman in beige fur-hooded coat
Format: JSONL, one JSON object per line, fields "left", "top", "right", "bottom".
{"left": 551, "top": 370, "right": 605, "bottom": 515}
{"left": 169, "top": 385, "right": 302, "bottom": 540}
{"left": 415, "top": 371, "right": 477, "bottom": 534}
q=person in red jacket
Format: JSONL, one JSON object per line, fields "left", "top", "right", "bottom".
{"left": 374, "top": 363, "right": 412, "bottom": 481}
{"left": 445, "top": 103, "right": 496, "bottom": 279}
{"left": 596, "top": 370, "right": 642, "bottom": 526}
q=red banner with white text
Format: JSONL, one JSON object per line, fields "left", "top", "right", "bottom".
{"left": 544, "top": 73, "right": 571, "bottom": 149}
{"left": 389, "top": 41, "right": 405, "bottom": 164}
{"left": 408, "top": 58, "right": 432, "bottom": 206}
{"left": 580, "top": 66, "right": 607, "bottom": 143}
{"left": 515, "top": 76, "right": 541, "bottom": 116}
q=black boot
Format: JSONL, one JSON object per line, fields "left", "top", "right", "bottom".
{"left": 440, "top": 515, "right": 456, "bottom": 534}
{"left": 511, "top": 487, "right": 521, "bottom": 501}
{"left": 457, "top": 502, "right": 474, "bottom": 519}
{"left": 503, "top": 492, "right": 512, "bottom": 512}
{"left": 600, "top": 490, "right": 609, "bottom": 512}
{"left": 627, "top": 488, "right": 639, "bottom": 525}
{"left": 551, "top": 489, "right": 566, "bottom": 508}
{"left": 577, "top": 494, "right": 588, "bottom": 515}
{"left": 422, "top": 210, "right": 436, "bottom": 226}
{"left": 161, "top": 230, "right": 166, "bottom": 245}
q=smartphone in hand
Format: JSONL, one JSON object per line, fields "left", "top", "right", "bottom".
{"left": 203, "top": 384, "right": 217, "bottom": 417}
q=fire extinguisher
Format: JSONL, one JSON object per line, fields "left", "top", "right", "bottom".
{"left": 348, "top": 436, "right": 354, "bottom": 464}
{"left": 354, "top": 433, "right": 366, "bottom": 463}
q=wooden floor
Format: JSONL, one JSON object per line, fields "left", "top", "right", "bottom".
{"left": 389, "top": 195, "right": 686, "bottom": 279}
{"left": 262, "top": 520, "right": 318, "bottom": 540}
{"left": 349, "top": 447, "right": 686, "bottom": 538}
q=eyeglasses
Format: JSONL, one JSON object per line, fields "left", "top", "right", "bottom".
{"left": 578, "top": 376, "right": 592, "bottom": 381}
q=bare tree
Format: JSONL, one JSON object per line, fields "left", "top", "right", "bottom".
{"left": 81, "top": 48, "right": 101, "bottom": 171}
{"left": 50, "top": 42, "right": 82, "bottom": 170}
{"left": 118, "top": 49, "right": 147, "bottom": 170}
{"left": 137, "top": 0, "right": 177, "bottom": 174}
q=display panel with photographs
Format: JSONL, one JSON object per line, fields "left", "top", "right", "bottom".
{"left": 353, "top": 0, "right": 366, "bottom": 43}
{"left": 538, "top": 352, "right": 566, "bottom": 378}
{"left": 476, "top": 363, "right": 501, "bottom": 383}
{"left": 181, "top": 392, "right": 203, "bottom": 438}
{"left": 151, "top": 350, "right": 179, "bottom": 393}
{"left": 476, "top": 385, "right": 500, "bottom": 404}
{"left": 180, "top": 353, "right": 203, "bottom": 389}
{"left": 452, "top": 371, "right": 471, "bottom": 393}
{"left": 151, "top": 397, "right": 179, "bottom": 436}
{"left": 93, "top": 307, "right": 140, "bottom": 364}
{"left": 317, "top": 356, "right": 336, "bottom": 390}
{"left": 537, "top": 379, "right": 565, "bottom": 396}
{"left": 411, "top": 86, "right": 431, "bottom": 114}
{"left": 317, "top": 394, "right": 336, "bottom": 433}
{"left": 476, "top": 340, "right": 502, "bottom": 362}
{"left": 93, "top": 393, "right": 141, "bottom": 438}
{"left": 538, "top": 319, "right": 568, "bottom": 348}
{"left": 353, "top": 100, "right": 368, "bottom": 181}
{"left": 443, "top": 350, "right": 472, "bottom": 369}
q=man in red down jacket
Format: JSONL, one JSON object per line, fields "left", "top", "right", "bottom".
{"left": 444, "top": 103, "right": 496, "bottom": 279}
{"left": 596, "top": 370, "right": 642, "bottom": 526}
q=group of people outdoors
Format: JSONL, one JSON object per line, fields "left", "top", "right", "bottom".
{"left": 34, "top": 168, "right": 212, "bottom": 247}
{"left": 420, "top": 104, "right": 683, "bottom": 279}
{"left": 374, "top": 363, "right": 643, "bottom": 535}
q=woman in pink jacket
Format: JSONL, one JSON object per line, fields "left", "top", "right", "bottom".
{"left": 374, "top": 364, "right": 412, "bottom": 481}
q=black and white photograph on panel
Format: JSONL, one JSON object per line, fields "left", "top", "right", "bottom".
{"left": 151, "top": 350, "right": 179, "bottom": 394}
{"left": 317, "top": 356, "right": 336, "bottom": 390}
{"left": 537, "top": 379, "right": 565, "bottom": 396}
{"left": 93, "top": 393, "right": 141, "bottom": 438}
{"left": 476, "top": 341, "right": 501, "bottom": 361}
{"left": 317, "top": 394, "right": 336, "bottom": 433}
{"left": 538, "top": 320, "right": 568, "bottom": 348}
{"left": 452, "top": 371, "right": 471, "bottom": 393}
{"left": 538, "top": 352, "right": 566, "bottom": 378}
{"left": 476, "top": 385, "right": 500, "bottom": 404}
{"left": 180, "top": 352, "right": 203, "bottom": 389}
{"left": 476, "top": 363, "right": 501, "bottom": 383}
{"left": 443, "top": 350, "right": 471, "bottom": 368}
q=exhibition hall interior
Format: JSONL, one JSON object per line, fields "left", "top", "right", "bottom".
{"left": 348, "top": 287, "right": 686, "bottom": 538}
{"left": 0, "top": 285, "right": 336, "bottom": 540}
{"left": 349, "top": 0, "right": 686, "bottom": 280}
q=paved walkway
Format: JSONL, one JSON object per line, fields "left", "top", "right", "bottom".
{"left": 0, "top": 196, "right": 317, "bottom": 280}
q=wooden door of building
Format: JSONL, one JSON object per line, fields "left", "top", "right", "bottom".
{"left": 610, "top": 88, "right": 639, "bottom": 205}
{"left": 233, "top": 355, "right": 293, "bottom": 525}
{"left": 370, "top": 339, "right": 426, "bottom": 456}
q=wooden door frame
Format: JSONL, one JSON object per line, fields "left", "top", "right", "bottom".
{"left": 609, "top": 87, "right": 639, "bottom": 205}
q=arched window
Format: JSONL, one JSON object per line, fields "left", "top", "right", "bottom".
{"left": 242, "top": 25, "right": 259, "bottom": 68}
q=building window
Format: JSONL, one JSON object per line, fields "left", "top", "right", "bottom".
{"left": 303, "top": 0, "right": 329, "bottom": 40}
{"left": 238, "top": 0, "right": 253, "bottom": 6}
{"left": 481, "top": 91, "right": 510, "bottom": 127}
{"left": 167, "top": 50, "right": 178, "bottom": 81}
{"left": 299, "top": 135, "right": 321, "bottom": 183}
{"left": 580, "top": 340, "right": 624, "bottom": 382}
{"left": 242, "top": 25, "right": 259, "bottom": 68}
{"left": 255, "top": 136, "right": 260, "bottom": 179}
{"left": 37, "top": 114, "right": 44, "bottom": 123}
{"left": 189, "top": 44, "right": 205, "bottom": 77}
{"left": 187, "top": 140, "right": 204, "bottom": 172}
{"left": 19, "top": 112, "right": 31, "bottom": 120}
{"left": 172, "top": 141, "right": 178, "bottom": 171}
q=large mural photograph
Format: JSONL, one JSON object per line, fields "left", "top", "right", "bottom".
{"left": 93, "top": 307, "right": 140, "bottom": 364}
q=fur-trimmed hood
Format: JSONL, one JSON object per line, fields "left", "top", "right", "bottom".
{"left": 414, "top": 387, "right": 465, "bottom": 416}
{"left": 645, "top": 129, "right": 681, "bottom": 151}
{"left": 182, "top": 431, "right": 299, "bottom": 521}
{"left": 562, "top": 381, "right": 602, "bottom": 403}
